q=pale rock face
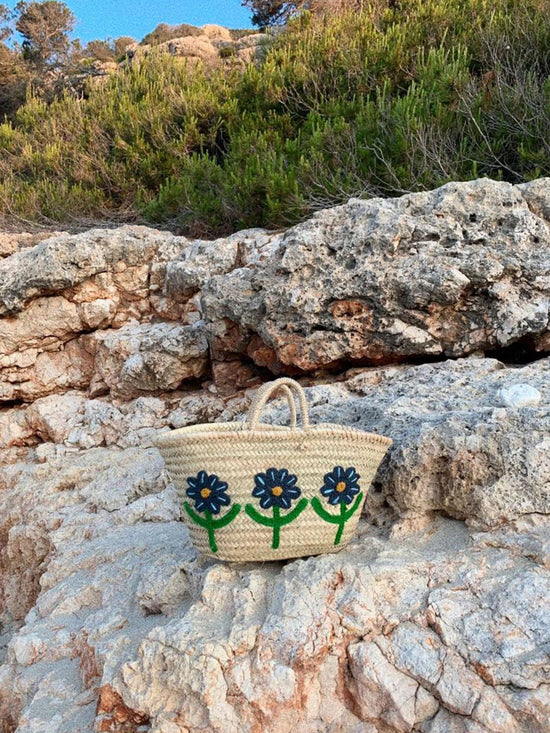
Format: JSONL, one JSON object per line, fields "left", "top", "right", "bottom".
{"left": 257, "top": 357, "right": 550, "bottom": 528}
{"left": 89, "top": 321, "right": 209, "bottom": 399}
{"left": 0, "top": 225, "right": 186, "bottom": 317}
{"left": 0, "top": 226, "right": 192, "bottom": 402}
{"left": 200, "top": 178, "right": 550, "bottom": 370}
{"left": 0, "top": 231, "right": 64, "bottom": 259}
{"left": 0, "top": 233, "right": 19, "bottom": 258}
{"left": 1, "top": 180, "right": 550, "bottom": 732}
{"left": 164, "top": 228, "right": 275, "bottom": 301}
{"left": 0, "top": 363, "right": 549, "bottom": 732}
{"left": 131, "top": 25, "right": 265, "bottom": 68}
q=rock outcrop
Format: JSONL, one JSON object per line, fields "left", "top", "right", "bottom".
{"left": 196, "top": 178, "right": 550, "bottom": 371}
{"left": 126, "top": 25, "right": 266, "bottom": 67}
{"left": 1, "top": 178, "right": 550, "bottom": 732}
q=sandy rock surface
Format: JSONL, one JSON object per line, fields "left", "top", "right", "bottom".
{"left": 129, "top": 25, "right": 266, "bottom": 67}
{"left": 1, "top": 179, "right": 550, "bottom": 731}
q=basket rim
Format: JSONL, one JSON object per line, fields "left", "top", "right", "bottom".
{"left": 153, "top": 420, "right": 393, "bottom": 448}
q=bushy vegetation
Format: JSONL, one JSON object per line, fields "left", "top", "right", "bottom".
{"left": 141, "top": 22, "right": 204, "bottom": 46}
{"left": 0, "top": 2, "right": 137, "bottom": 119}
{"left": 1, "top": 0, "right": 550, "bottom": 234}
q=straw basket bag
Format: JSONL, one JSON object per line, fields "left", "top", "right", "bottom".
{"left": 154, "top": 377, "right": 392, "bottom": 562}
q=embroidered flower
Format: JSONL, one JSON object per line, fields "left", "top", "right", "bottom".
{"left": 252, "top": 467, "right": 301, "bottom": 510}
{"left": 186, "top": 470, "right": 231, "bottom": 515}
{"left": 320, "top": 466, "right": 361, "bottom": 506}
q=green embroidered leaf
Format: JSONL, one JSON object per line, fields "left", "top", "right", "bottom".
{"left": 276, "top": 497, "right": 308, "bottom": 526}
{"left": 184, "top": 502, "right": 242, "bottom": 553}
{"left": 311, "top": 497, "right": 341, "bottom": 524}
{"left": 245, "top": 504, "right": 276, "bottom": 527}
{"left": 184, "top": 501, "right": 210, "bottom": 528}
{"left": 211, "top": 503, "right": 241, "bottom": 528}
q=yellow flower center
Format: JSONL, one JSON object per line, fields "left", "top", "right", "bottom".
{"left": 200, "top": 488, "right": 211, "bottom": 499}
{"left": 336, "top": 481, "right": 347, "bottom": 493}
{"left": 271, "top": 486, "right": 284, "bottom": 497}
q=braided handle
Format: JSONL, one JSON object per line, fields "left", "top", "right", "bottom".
{"left": 246, "top": 378, "right": 310, "bottom": 430}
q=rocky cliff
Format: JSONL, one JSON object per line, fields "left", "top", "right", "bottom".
{"left": 1, "top": 178, "right": 550, "bottom": 732}
{"left": 125, "top": 25, "right": 265, "bottom": 67}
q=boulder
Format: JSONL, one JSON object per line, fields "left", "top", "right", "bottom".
{"left": 0, "top": 224, "right": 186, "bottom": 317}
{"left": 199, "top": 178, "right": 550, "bottom": 371}
{"left": 0, "top": 226, "right": 190, "bottom": 402}
{"left": 89, "top": 321, "right": 209, "bottom": 399}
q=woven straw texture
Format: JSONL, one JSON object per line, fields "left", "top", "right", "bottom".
{"left": 154, "top": 378, "right": 392, "bottom": 562}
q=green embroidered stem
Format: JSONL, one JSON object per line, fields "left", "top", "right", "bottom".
{"left": 272, "top": 506, "right": 280, "bottom": 549}
{"left": 184, "top": 502, "right": 241, "bottom": 553}
{"left": 311, "top": 492, "right": 364, "bottom": 546}
{"left": 204, "top": 510, "right": 217, "bottom": 552}
{"left": 334, "top": 502, "right": 347, "bottom": 545}
{"left": 245, "top": 498, "right": 308, "bottom": 550}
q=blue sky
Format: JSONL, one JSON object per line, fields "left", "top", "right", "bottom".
{"left": 38, "top": 1, "right": 254, "bottom": 43}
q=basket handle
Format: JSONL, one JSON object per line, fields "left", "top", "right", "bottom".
{"left": 247, "top": 378, "right": 310, "bottom": 430}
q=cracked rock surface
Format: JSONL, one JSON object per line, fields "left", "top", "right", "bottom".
{"left": 1, "top": 179, "right": 550, "bottom": 732}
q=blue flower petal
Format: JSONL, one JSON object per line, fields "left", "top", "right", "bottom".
{"left": 252, "top": 468, "right": 302, "bottom": 512}
{"left": 266, "top": 467, "right": 278, "bottom": 484}
{"left": 260, "top": 494, "right": 273, "bottom": 510}
{"left": 285, "top": 486, "right": 301, "bottom": 499}
{"left": 186, "top": 471, "right": 233, "bottom": 514}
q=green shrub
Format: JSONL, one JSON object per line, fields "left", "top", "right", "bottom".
{"left": 140, "top": 23, "right": 202, "bottom": 46}
{"left": 1, "top": 0, "right": 550, "bottom": 234}
{"left": 219, "top": 46, "right": 236, "bottom": 59}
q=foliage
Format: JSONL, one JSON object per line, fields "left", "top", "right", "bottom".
{"left": 1, "top": 0, "right": 550, "bottom": 234}
{"left": 14, "top": 0, "right": 75, "bottom": 68}
{"left": 140, "top": 22, "right": 202, "bottom": 46}
{"left": 0, "top": 42, "right": 28, "bottom": 116}
{"left": 83, "top": 36, "right": 135, "bottom": 62}
{"left": 242, "top": 0, "right": 306, "bottom": 27}
{"left": 0, "top": 0, "right": 81, "bottom": 118}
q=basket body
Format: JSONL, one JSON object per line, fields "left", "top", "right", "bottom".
{"left": 155, "top": 421, "right": 392, "bottom": 562}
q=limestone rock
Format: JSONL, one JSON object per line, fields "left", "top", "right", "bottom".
{"left": 164, "top": 227, "right": 275, "bottom": 300}
{"left": 0, "top": 225, "right": 186, "bottom": 317}
{"left": 265, "top": 356, "right": 550, "bottom": 528}
{"left": 0, "top": 231, "right": 64, "bottom": 259}
{"left": 500, "top": 383, "right": 542, "bottom": 408}
{"left": 198, "top": 178, "right": 550, "bottom": 370}
{"left": 130, "top": 25, "right": 265, "bottom": 68}
{"left": 2, "top": 179, "right": 550, "bottom": 732}
{"left": 0, "top": 226, "right": 191, "bottom": 402}
{"left": 1, "top": 448, "right": 548, "bottom": 733}
{"left": 0, "top": 233, "right": 19, "bottom": 258}
{"left": 90, "top": 321, "right": 209, "bottom": 399}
